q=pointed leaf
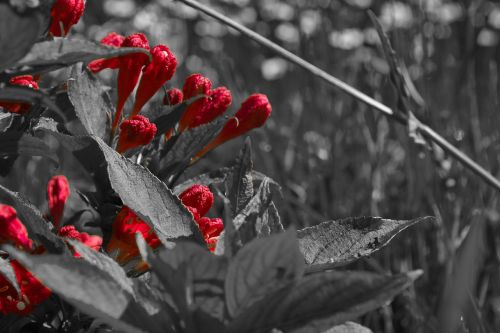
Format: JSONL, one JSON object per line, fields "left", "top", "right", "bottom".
{"left": 14, "top": 38, "right": 151, "bottom": 74}
{"left": 0, "top": 86, "right": 61, "bottom": 115}
{"left": 226, "top": 138, "right": 253, "bottom": 216}
{"left": 68, "top": 67, "right": 111, "bottom": 141}
{"left": 47, "top": 132, "right": 196, "bottom": 242}
{"left": 225, "top": 229, "right": 305, "bottom": 317}
{"left": 298, "top": 216, "right": 433, "bottom": 267}
{"left": 230, "top": 270, "right": 421, "bottom": 333}
{"left": 0, "top": 184, "right": 68, "bottom": 253}
{"left": 256, "top": 201, "right": 284, "bottom": 237}
{"left": 233, "top": 177, "right": 273, "bottom": 244}
{"left": 0, "top": 257, "right": 20, "bottom": 295}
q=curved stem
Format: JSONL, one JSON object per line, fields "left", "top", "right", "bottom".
{"left": 174, "top": 0, "right": 500, "bottom": 193}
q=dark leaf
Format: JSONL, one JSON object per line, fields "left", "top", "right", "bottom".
{"left": 225, "top": 229, "right": 305, "bottom": 317}
{"left": 150, "top": 96, "right": 204, "bottom": 136}
{"left": 230, "top": 270, "right": 421, "bottom": 333}
{"left": 233, "top": 177, "right": 273, "bottom": 244}
{"left": 136, "top": 235, "right": 197, "bottom": 333}
{"left": 298, "top": 216, "right": 433, "bottom": 267}
{"left": 0, "top": 86, "right": 62, "bottom": 116}
{"left": 0, "top": 131, "right": 58, "bottom": 163}
{"left": 161, "top": 120, "right": 223, "bottom": 167}
{"left": 0, "top": 2, "right": 49, "bottom": 72}
{"left": 226, "top": 138, "right": 254, "bottom": 217}
{"left": 13, "top": 38, "right": 151, "bottom": 75}
{"left": 8, "top": 247, "right": 161, "bottom": 333}
{"left": 0, "top": 184, "right": 67, "bottom": 254}
{"left": 256, "top": 201, "right": 284, "bottom": 237}
{"left": 68, "top": 66, "right": 111, "bottom": 141}
{"left": 154, "top": 241, "right": 228, "bottom": 321}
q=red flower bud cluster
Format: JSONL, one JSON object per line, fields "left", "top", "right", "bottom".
{"left": 45, "top": 175, "right": 103, "bottom": 257}
{"left": 58, "top": 225, "right": 103, "bottom": 258}
{"left": 107, "top": 206, "right": 161, "bottom": 266}
{"left": 179, "top": 185, "right": 223, "bottom": 251}
{"left": 88, "top": 32, "right": 177, "bottom": 134}
{"left": 196, "top": 93, "right": 272, "bottom": 159}
{"left": 49, "top": 0, "right": 85, "bottom": 37}
{"left": 0, "top": 76, "right": 39, "bottom": 114}
{"left": 116, "top": 115, "right": 157, "bottom": 154}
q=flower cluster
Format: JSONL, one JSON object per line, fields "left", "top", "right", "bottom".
{"left": 107, "top": 184, "right": 223, "bottom": 267}
{"left": 179, "top": 184, "right": 224, "bottom": 251}
{"left": 0, "top": 176, "right": 103, "bottom": 315}
{"left": 160, "top": 73, "right": 272, "bottom": 159}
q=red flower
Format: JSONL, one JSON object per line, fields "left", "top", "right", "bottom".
{"left": 48, "top": 0, "right": 85, "bottom": 37}
{"left": 113, "top": 33, "right": 151, "bottom": 132}
{"left": 178, "top": 86, "right": 232, "bottom": 132}
{"left": 163, "top": 88, "right": 183, "bottom": 106}
{"left": 0, "top": 260, "right": 51, "bottom": 315}
{"left": 182, "top": 74, "right": 212, "bottom": 100}
{"left": 107, "top": 206, "right": 160, "bottom": 265}
{"left": 0, "top": 205, "right": 32, "bottom": 251}
{"left": 131, "top": 44, "right": 177, "bottom": 116}
{"left": 88, "top": 32, "right": 126, "bottom": 73}
{"left": 179, "top": 185, "right": 214, "bottom": 217}
{"left": 47, "top": 175, "right": 70, "bottom": 229}
{"left": 0, "top": 76, "right": 39, "bottom": 114}
{"left": 116, "top": 115, "right": 157, "bottom": 153}
{"left": 197, "top": 217, "right": 223, "bottom": 252}
{"left": 58, "top": 225, "right": 102, "bottom": 257}
{"left": 196, "top": 93, "right": 271, "bottom": 159}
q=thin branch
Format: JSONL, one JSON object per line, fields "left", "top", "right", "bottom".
{"left": 174, "top": 0, "right": 500, "bottom": 193}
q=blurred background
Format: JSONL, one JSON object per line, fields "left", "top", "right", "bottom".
{"left": 5, "top": 0, "right": 500, "bottom": 332}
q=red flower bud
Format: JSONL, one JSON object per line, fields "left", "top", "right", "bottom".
{"left": 48, "top": 0, "right": 85, "bottom": 37}
{"left": 116, "top": 115, "right": 157, "bottom": 154}
{"left": 47, "top": 175, "right": 70, "bottom": 229}
{"left": 197, "top": 217, "right": 223, "bottom": 252}
{"left": 132, "top": 44, "right": 177, "bottom": 116}
{"left": 88, "top": 32, "right": 126, "bottom": 73}
{"left": 0, "top": 76, "right": 39, "bottom": 114}
{"left": 179, "top": 185, "right": 214, "bottom": 218}
{"left": 0, "top": 260, "right": 51, "bottom": 315}
{"left": 58, "top": 225, "right": 102, "bottom": 257}
{"left": 107, "top": 206, "right": 160, "bottom": 265}
{"left": 0, "top": 205, "right": 32, "bottom": 251}
{"left": 196, "top": 94, "right": 271, "bottom": 159}
{"left": 113, "top": 33, "right": 151, "bottom": 132}
{"left": 178, "top": 86, "right": 232, "bottom": 132}
{"left": 163, "top": 88, "right": 183, "bottom": 106}
{"left": 182, "top": 74, "right": 212, "bottom": 100}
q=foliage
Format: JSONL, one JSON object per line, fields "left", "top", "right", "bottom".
{"left": 0, "top": 0, "right": 454, "bottom": 332}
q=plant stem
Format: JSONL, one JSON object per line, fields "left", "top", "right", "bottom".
{"left": 174, "top": 0, "right": 500, "bottom": 193}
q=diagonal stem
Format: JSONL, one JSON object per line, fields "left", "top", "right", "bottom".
{"left": 174, "top": 0, "right": 500, "bottom": 193}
